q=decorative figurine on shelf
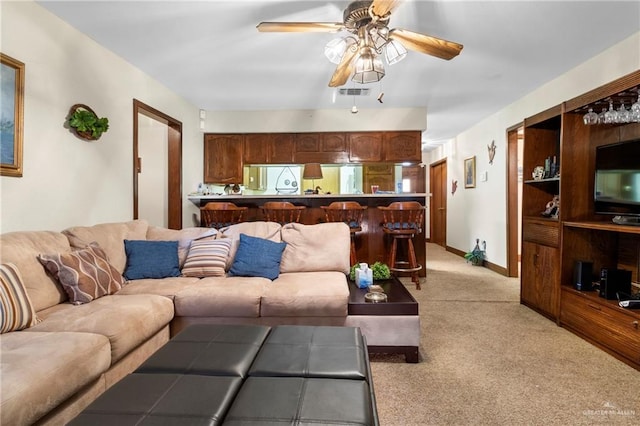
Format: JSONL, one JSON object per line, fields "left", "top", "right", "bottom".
{"left": 487, "top": 140, "right": 496, "bottom": 165}
{"left": 541, "top": 195, "right": 560, "bottom": 219}
{"left": 532, "top": 166, "right": 545, "bottom": 180}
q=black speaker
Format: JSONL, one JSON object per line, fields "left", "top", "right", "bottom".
{"left": 599, "top": 268, "right": 632, "bottom": 300}
{"left": 573, "top": 261, "right": 593, "bottom": 291}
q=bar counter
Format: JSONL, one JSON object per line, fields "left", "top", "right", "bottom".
{"left": 189, "top": 193, "right": 427, "bottom": 277}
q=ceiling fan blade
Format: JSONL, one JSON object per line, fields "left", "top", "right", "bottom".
{"left": 390, "top": 28, "right": 463, "bottom": 60}
{"left": 328, "top": 46, "right": 359, "bottom": 87}
{"left": 370, "top": 0, "right": 403, "bottom": 18}
{"left": 256, "top": 22, "right": 343, "bottom": 32}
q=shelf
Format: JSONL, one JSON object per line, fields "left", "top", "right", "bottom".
{"left": 564, "top": 221, "right": 640, "bottom": 235}
{"left": 524, "top": 177, "right": 560, "bottom": 184}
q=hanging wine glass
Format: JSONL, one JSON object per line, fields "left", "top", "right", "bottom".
{"left": 630, "top": 92, "right": 640, "bottom": 123}
{"left": 583, "top": 108, "right": 599, "bottom": 125}
{"left": 617, "top": 102, "right": 630, "bottom": 123}
{"left": 598, "top": 107, "right": 607, "bottom": 123}
{"left": 603, "top": 101, "right": 617, "bottom": 124}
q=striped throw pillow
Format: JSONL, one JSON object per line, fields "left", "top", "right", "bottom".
{"left": 182, "top": 239, "right": 232, "bottom": 278}
{"left": 38, "top": 242, "right": 124, "bottom": 305}
{"left": 0, "top": 263, "right": 40, "bottom": 333}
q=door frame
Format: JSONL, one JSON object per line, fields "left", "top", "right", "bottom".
{"left": 506, "top": 123, "right": 523, "bottom": 277}
{"left": 133, "top": 99, "right": 183, "bottom": 229}
{"left": 429, "top": 158, "right": 447, "bottom": 247}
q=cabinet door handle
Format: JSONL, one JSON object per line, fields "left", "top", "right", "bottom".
{"left": 633, "top": 321, "right": 638, "bottom": 330}
{"left": 533, "top": 253, "right": 538, "bottom": 267}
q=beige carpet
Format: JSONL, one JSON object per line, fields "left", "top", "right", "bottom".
{"left": 370, "top": 244, "right": 639, "bottom": 425}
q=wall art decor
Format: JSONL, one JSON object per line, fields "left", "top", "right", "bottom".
{"left": 487, "top": 140, "right": 496, "bottom": 165}
{"left": 1, "top": 53, "right": 25, "bottom": 177}
{"left": 68, "top": 104, "right": 109, "bottom": 141}
{"left": 451, "top": 179, "right": 458, "bottom": 195}
{"left": 464, "top": 156, "right": 476, "bottom": 188}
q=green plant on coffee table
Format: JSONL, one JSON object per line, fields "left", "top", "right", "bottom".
{"left": 350, "top": 262, "right": 391, "bottom": 281}
{"left": 68, "top": 104, "right": 109, "bottom": 140}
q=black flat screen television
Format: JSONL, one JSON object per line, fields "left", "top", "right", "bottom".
{"left": 594, "top": 139, "right": 640, "bottom": 218}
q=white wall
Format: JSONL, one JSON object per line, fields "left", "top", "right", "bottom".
{"left": 0, "top": 1, "right": 202, "bottom": 232}
{"left": 137, "top": 114, "right": 168, "bottom": 228}
{"left": 429, "top": 31, "right": 640, "bottom": 269}
{"left": 203, "top": 108, "right": 427, "bottom": 133}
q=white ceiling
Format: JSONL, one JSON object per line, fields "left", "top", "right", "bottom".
{"left": 37, "top": 1, "right": 640, "bottom": 146}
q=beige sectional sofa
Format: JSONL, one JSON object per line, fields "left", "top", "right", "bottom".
{"left": 0, "top": 219, "right": 351, "bottom": 425}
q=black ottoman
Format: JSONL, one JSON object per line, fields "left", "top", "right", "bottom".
{"left": 249, "top": 325, "right": 368, "bottom": 380}
{"left": 70, "top": 325, "right": 378, "bottom": 426}
{"left": 69, "top": 373, "right": 242, "bottom": 425}
{"left": 136, "top": 324, "right": 271, "bottom": 378}
{"left": 224, "top": 376, "right": 374, "bottom": 426}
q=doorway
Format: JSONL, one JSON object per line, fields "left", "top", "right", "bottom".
{"left": 133, "top": 99, "right": 182, "bottom": 229}
{"left": 429, "top": 159, "right": 447, "bottom": 247}
{"left": 506, "top": 125, "right": 524, "bottom": 277}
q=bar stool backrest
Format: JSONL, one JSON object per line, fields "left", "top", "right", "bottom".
{"left": 200, "top": 202, "right": 248, "bottom": 229}
{"left": 321, "top": 201, "right": 367, "bottom": 232}
{"left": 261, "top": 201, "right": 306, "bottom": 225}
{"left": 378, "top": 201, "right": 424, "bottom": 234}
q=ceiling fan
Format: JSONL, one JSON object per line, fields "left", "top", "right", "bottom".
{"left": 257, "top": 0, "right": 463, "bottom": 87}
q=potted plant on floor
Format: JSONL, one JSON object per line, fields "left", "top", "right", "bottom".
{"left": 464, "top": 239, "right": 486, "bottom": 266}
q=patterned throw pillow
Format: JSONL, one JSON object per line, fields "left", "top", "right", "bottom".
{"left": 182, "top": 239, "right": 232, "bottom": 278}
{"left": 0, "top": 263, "right": 40, "bottom": 333}
{"left": 38, "top": 243, "right": 124, "bottom": 305}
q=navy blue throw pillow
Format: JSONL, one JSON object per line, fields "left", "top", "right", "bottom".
{"left": 229, "top": 234, "right": 287, "bottom": 280}
{"left": 123, "top": 240, "right": 181, "bottom": 280}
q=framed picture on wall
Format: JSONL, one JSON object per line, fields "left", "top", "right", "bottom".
{"left": 464, "top": 156, "right": 476, "bottom": 188}
{"left": 1, "top": 53, "right": 25, "bottom": 177}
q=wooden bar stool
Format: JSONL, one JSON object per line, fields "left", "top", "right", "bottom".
{"left": 200, "top": 202, "right": 248, "bottom": 229}
{"left": 260, "top": 201, "right": 306, "bottom": 225}
{"left": 321, "top": 201, "right": 367, "bottom": 266}
{"left": 378, "top": 201, "right": 425, "bottom": 289}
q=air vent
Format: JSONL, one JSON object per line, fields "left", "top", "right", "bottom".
{"left": 338, "top": 88, "right": 370, "bottom": 96}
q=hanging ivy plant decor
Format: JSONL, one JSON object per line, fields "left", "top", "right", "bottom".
{"left": 68, "top": 104, "right": 109, "bottom": 141}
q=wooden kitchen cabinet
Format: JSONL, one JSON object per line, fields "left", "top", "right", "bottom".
{"left": 245, "top": 133, "right": 294, "bottom": 164}
{"left": 294, "top": 133, "right": 348, "bottom": 163}
{"left": 349, "top": 132, "right": 383, "bottom": 162}
{"left": 383, "top": 131, "right": 421, "bottom": 162}
{"left": 203, "top": 134, "right": 243, "bottom": 183}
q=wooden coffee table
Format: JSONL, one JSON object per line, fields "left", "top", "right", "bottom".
{"left": 346, "top": 276, "right": 420, "bottom": 363}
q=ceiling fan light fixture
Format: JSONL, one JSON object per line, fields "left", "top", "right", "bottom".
{"left": 324, "top": 37, "right": 348, "bottom": 64}
{"left": 385, "top": 39, "right": 407, "bottom": 65}
{"left": 352, "top": 46, "right": 385, "bottom": 84}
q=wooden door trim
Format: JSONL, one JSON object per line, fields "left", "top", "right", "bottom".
{"left": 133, "top": 99, "right": 183, "bottom": 229}
{"left": 506, "top": 124, "right": 522, "bottom": 277}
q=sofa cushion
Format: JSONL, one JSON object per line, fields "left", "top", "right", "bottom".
{"left": 174, "top": 277, "right": 270, "bottom": 318}
{"left": 218, "top": 221, "right": 282, "bottom": 270}
{"left": 0, "top": 331, "right": 110, "bottom": 426}
{"left": 146, "top": 226, "right": 217, "bottom": 267}
{"left": 63, "top": 220, "right": 149, "bottom": 274}
{"left": 116, "top": 277, "right": 201, "bottom": 298}
{"left": 38, "top": 243, "right": 124, "bottom": 305}
{"left": 0, "top": 231, "right": 70, "bottom": 312}
{"left": 261, "top": 272, "right": 349, "bottom": 317}
{"left": 182, "top": 239, "right": 232, "bottom": 278}
{"left": 123, "top": 240, "right": 181, "bottom": 280}
{"left": 0, "top": 263, "right": 40, "bottom": 333}
{"left": 229, "top": 234, "right": 286, "bottom": 280}
{"left": 280, "top": 223, "right": 350, "bottom": 274}
{"left": 27, "top": 294, "right": 174, "bottom": 362}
